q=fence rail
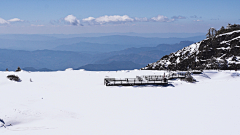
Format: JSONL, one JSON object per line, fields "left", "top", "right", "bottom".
{"left": 104, "top": 71, "right": 202, "bottom": 86}
{"left": 104, "top": 78, "right": 168, "bottom": 86}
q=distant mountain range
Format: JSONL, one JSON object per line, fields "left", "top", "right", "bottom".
{"left": 75, "top": 41, "right": 194, "bottom": 71}
{"left": 94, "top": 41, "right": 194, "bottom": 65}
{"left": 0, "top": 34, "right": 204, "bottom": 71}
{"left": 0, "top": 41, "right": 195, "bottom": 71}
{"left": 47, "top": 32, "right": 205, "bottom": 38}
{"left": 0, "top": 49, "right": 92, "bottom": 71}
{"left": 0, "top": 34, "right": 204, "bottom": 52}
{"left": 0, "top": 40, "right": 196, "bottom": 71}
{"left": 76, "top": 61, "right": 145, "bottom": 71}
{"left": 53, "top": 42, "right": 130, "bottom": 53}
{"left": 22, "top": 67, "right": 52, "bottom": 72}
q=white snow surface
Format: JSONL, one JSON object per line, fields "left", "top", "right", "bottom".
{"left": 1, "top": 70, "right": 240, "bottom": 135}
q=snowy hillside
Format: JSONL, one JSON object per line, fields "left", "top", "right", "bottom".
{"left": 144, "top": 28, "right": 240, "bottom": 70}
{"left": 1, "top": 69, "right": 240, "bottom": 134}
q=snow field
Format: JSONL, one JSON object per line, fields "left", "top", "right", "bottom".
{"left": 0, "top": 70, "right": 240, "bottom": 135}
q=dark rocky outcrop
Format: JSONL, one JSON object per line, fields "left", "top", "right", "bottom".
{"left": 15, "top": 67, "right": 21, "bottom": 72}
{"left": 7, "top": 75, "right": 21, "bottom": 82}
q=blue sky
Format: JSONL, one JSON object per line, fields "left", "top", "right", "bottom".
{"left": 0, "top": 0, "right": 239, "bottom": 34}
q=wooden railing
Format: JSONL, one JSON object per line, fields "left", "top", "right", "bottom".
{"left": 104, "top": 71, "right": 201, "bottom": 86}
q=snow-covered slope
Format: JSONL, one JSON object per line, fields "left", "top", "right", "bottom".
{"left": 1, "top": 70, "right": 240, "bottom": 134}
{"left": 144, "top": 29, "right": 240, "bottom": 70}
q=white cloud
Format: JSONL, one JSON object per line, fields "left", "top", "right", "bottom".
{"left": 82, "top": 17, "right": 95, "bottom": 22}
{"left": 0, "top": 18, "right": 9, "bottom": 24}
{"left": 8, "top": 18, "right": 23, "bottom": 22}
{"left": 64, "top": 15, "right": 81, "bottom": 26}
{"left": 81, "top": 14, "right": 186, "bottom": 25}
{"left": 0, "top": 17, "right": 24, "bottom": 25}
{"left": 95, "top": 15, "right": 134, "bottom": 24}
{"left": 82, "top": 15, "right": 134, "bottom": 25}
{"left": 151, "top": 15, "right": 171, "bottom": 22}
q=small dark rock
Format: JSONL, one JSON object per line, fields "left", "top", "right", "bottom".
{"left": 15, "top": 67, "right": 21, "bottom": 72}
{"left": 7, "top": 75, "right": 21, "bottom": 82}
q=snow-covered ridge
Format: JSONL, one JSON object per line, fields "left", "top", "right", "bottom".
{"left": 144, "top": 29, "right": 240, "bottom": 70}
{"left": 217, "top": 29, "right": 240, "bottom": 37}
{"left": 220, "top": 36, "right": 240, "bottom": 45}
{"left": 175, "top": 41, "right": 201, "bottom": 57}
{"left": 145, "top": 41, "right": 202, "bottom": 70}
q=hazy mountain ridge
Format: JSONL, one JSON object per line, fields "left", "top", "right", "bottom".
{"left": 53, "top": 42, "right": 132, "bottom": 53}
{"left": 75, "top": 41, "right": 194, "bottom": 71}
{"left": 0, "top": 34, "right": 59, "bottom": 41}
{"left": 0, "top": 34, "right": 204, "bottom": 52}
{"left": 52, "top": 35, "right": 204, "bottom": 53}
{"left": 94, "top": 41, "right": 194, "bottom": 65}
{"left": 47, "top": 32, "right": 205, "bottom": 38}
{"left": 76, "top": 61, "right": 145, "bottom": 71}
{"left": 22, "top": 67, "right": 52, "bottom": 72}
{"left": 0, "top": 41, "right": 195, "bottom": 71}
{"left": 0, "top": 34, "right": 201, "bottom": 71}
{"left": 0, "top": 49, "right": 93, "bottom": 71}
